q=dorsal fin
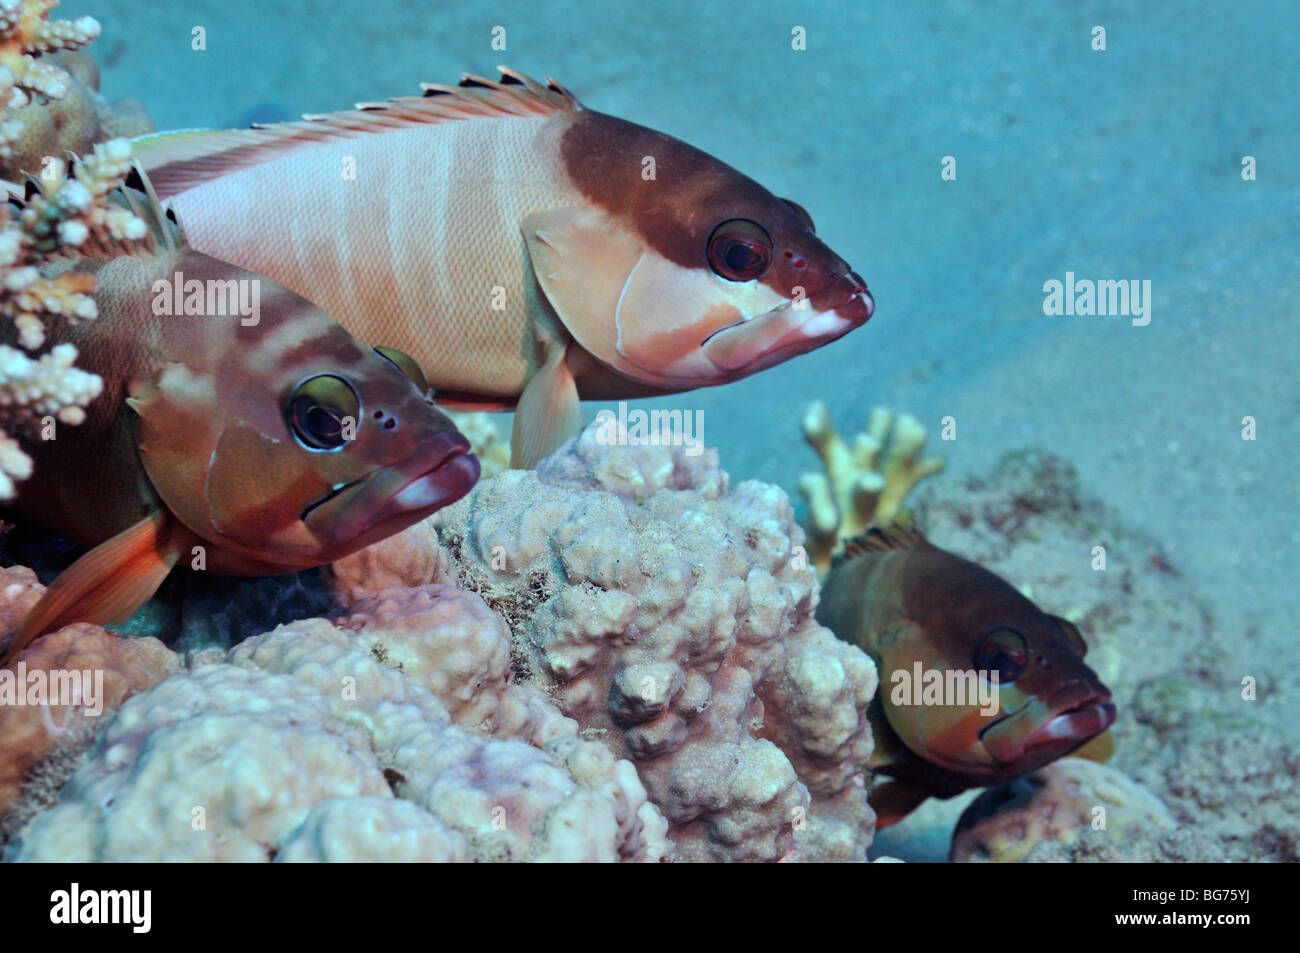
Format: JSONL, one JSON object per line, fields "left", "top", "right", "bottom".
{"left": 833, "top": 523, "right": 925, "bottom": 566}
{"left": 28, "top": 161, "right": 185, "bottom": 262}
{"left": 135, "top": 66, "right": 582, "bottom": 198}
{"left": 7, "top": 159, "right": 183, "bottom": 263}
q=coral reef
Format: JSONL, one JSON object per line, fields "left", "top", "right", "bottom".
{"left": 0, "top": 564, "right": 179, "bottom": 824}
{"left": 2, "top": 49, "right": 152, "bottom": 178}
{"left": 797, "top": 401, "right": 945, "bottom": 572}
{"left": 445, "top": 409, "right": 511, "bottom": 479}
{"left": 1024, "top": 827, "right": 1230, "bottom": 863}
{"left": 431, "top": 419, "right": 879, "bottom": 861}
{"left": 0, "top": 2, "right": 151, "bottom": 501}
{"left": 950, "top": 757, "right": 1175, "bottom": 863}
{"left": 1, "top": 1, "right": 152, "bottom": 173}
{"left": 0, "top": 0, "right": 99, "bottom": 116}
{"left": 1117, "top": 678, "right": 1300, "bottom": 862}
{"left": 0, "top": 136, "right": 144, "bottom": 499}
{"left": 4, "top": 595, "right": 669, "bottom": 861}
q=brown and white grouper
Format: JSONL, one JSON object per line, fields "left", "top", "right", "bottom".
{"left": 816, "top": 525, "right": 1116, "bottom": 828}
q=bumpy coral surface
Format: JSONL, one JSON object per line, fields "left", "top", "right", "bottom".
{"left": 2, "top": 49, "right": 152, "bottom": 178}
{"left": 445, "top": 409, "right": 511, "bottom": 480}
{"left": 0, "top": 564, "right": 179, "bottom": 822}
{"left": 432, "top": 419, "right": 879, "bottom": 861}
{"left": 4, "top": 590, "right": 668, "bottom": 862}
{"left": 950, "top": 757, "right": 1175, "bottom": 863}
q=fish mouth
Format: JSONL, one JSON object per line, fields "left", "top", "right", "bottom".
{"left": 1021, "top": 698, "right": 1117, "bottom": 759}
{"left": 301, "top": 434, "right": 480, "bottom": 548}
{"left": 702, "top": 272, "right": 873, "bottom": 374}
{"left": 979, "top": 687, "right": 1116, "bottom": 769}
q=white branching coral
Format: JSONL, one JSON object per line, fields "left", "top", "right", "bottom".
{"left": 0, "top": 0, "right": 100, "bottom": 112}
{"left": 0, "top": 136, "right": 144, "bottom": 498}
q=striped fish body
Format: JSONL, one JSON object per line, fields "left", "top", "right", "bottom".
{"left": 2, "top": 202, "right": 479, "bottom": 661}
{"left": 136, "top": 69, "right": 875, "bottom": 465}
{"left": 163, "top": 116, "right": 570, "bottom": 403}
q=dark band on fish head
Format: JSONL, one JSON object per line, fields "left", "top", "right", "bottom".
{"left": 560, "top": 111, "right": 856, "bottom": 305}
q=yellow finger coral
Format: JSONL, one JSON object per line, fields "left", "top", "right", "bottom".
{"left": 797, "top": 400, "right": 946, "bottom": 573}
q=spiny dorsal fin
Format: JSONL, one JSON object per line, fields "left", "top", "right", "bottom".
{"left": 834, "top": 522, "right": 926, "bottom": 566}
{"left": 19, "top": 161, "right": 186, "bottom": 261}
{"left": 135, "top": 66, "right": 582, "bottom": 198}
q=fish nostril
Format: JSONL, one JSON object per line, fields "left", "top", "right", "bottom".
{"left": 372, "top": 410, "right": 384, "bottom": 420}
{"left": 384, "top": 418, "right": 396, "bottom": 430}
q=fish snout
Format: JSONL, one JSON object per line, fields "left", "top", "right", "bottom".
{"left": 701, "top": 271, "right": 873, "bottom": 374}
{"left": 809, "top": 270, "right": 874, "bottom": 326}
{"left": 1022, "top": 682, "right": 1116, "bottom": 760}
{"left": 303, "top": 431, "right": 480, "bottom": 549}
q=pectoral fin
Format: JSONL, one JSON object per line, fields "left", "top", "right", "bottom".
{"left": 522, "top": 206, "right": 643, "bottom": 367}
{"left": 1, "top": 510, "right": 189, "bottom": 665}
{"left": 510, "top": 339, "right": 583, "bottom": 468}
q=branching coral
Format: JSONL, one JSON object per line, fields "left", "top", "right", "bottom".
{"left": 0, "top": 0, "right": 154, "bottom": 175}
{"left": 0, "top": 0, "right": 100, "bottom": 111}
{"left": 2, "top": 48, "right": 153, "bottom": 177}
{"left": 0, "top": 135, "right": 144, "bottom": 498}
{"left": 797, "top": 400, "right": 945, "bottom": 573}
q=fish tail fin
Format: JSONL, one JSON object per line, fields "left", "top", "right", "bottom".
{"left": 1, "top": 511, "right": 186, "bottom": 666}
{"left": 510, "top": 340, "right": 582, "bottom": 468}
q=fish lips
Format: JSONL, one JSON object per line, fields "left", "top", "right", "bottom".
{"left": 979, "top": 684, "right": 1116, "bottom": 768}
{"left": 701, "top": 272, "right": 873, "bottom": 374}
{"left": 302, "top": 434, "right": 479, "bottom": 549}
{"left": 1021, "top": 696, "right": 1117, "bottom": 761}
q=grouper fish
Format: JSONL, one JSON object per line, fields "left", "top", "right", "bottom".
{"left": 816, "top": 525, "right": 1117, "bottom": 828}
{"left": 0, "top": 184, "right": 480, "bottom": 664}
{"left": 131, "top": 68, "right": 875, "bottom": 467}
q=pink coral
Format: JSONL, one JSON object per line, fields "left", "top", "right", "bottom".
{"left": 432, "top": 420, "right": 879, "bottom": 861}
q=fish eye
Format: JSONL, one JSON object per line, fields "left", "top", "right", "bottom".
{"left": 373, "top": 346, "right": 429, "bottom": 394}
{"left": 781, "top": 197, "right": 816, "bottom": 232}
{"left": 1049, "top": 615, "right": 1088, "bottom": 657}
{"left": 707, "top": 219, "right": 773, "bottom": 282}
{"left": 288, "top": 374, "right": 360, "bottom": 451}
{"left": 975, "top": 628, "right": 1028, "bottom": 684}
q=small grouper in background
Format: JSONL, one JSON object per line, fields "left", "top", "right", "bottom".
{"left": 132, "top": 67, "right": 874, "bottom": 467}
{"left": 0, "top": 185, "right": 479, "bottom": 664}
{"left": 816, "top": 525, "right": 1117, "bottom": 828}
